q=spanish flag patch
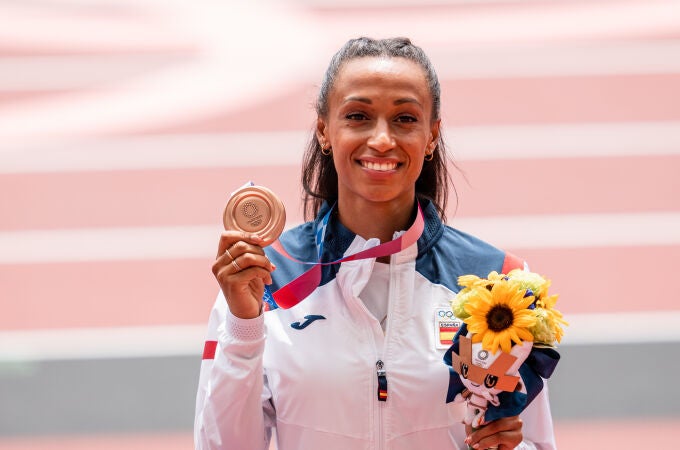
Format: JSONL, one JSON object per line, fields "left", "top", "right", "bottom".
{"left": 434, "top": 307, "right": 462, "bottom": 350}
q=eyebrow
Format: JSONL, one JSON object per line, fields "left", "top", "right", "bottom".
{"left": 345, "top": 96, "right": 422, "bottom": 107}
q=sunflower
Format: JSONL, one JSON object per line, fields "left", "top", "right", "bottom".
{"left": 463, "top": 279, "right": 537, "bottom": 354}
{"left": 457, "top": 271, "right": 505, "bottom": 290}
{"left": 453, "top": 272, "right": 507, "bottom": 319}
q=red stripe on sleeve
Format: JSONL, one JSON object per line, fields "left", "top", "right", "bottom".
{"left": 202, "top": 340, "right": 218, "bottom": 360}
{"left": 502, "top": 251, "right": 525, "bottom": 274}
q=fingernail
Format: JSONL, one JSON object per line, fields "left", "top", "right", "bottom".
{"left": 271, "top": 264, "right": 277, "bottom": 270}
{"left": 464, "top": 437, "right": 471, "bottom": 444}
{"left": 472, "top": 444, "right": 480, "bottom": 449}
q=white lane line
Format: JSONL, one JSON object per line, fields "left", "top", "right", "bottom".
{"left": 319, "top": 0, "right": 680, "bottom": 46}
{"left": 446, "top": 121, "right": 680, "bottom": 161}
{"left": 289, "top": 0, "right": 583, "bottom": 6}
{"left": 0, "top": 131, "right": 309, "bottom": 173}
{"left": 0, "top": 311, "right": 678, "bottom": 361}
{"left": 431, "top": 39, "right": 680, "bottom": 79}
{"left": 1, "top": 121, "right": 679, "bottom": 174}
{"left": 0, "top": 53, "right": 190, "bottom": 91}
{"left": 5, "top": 40, "right": 680, "bottom": 91}
{"left": 0, "top": 324, "right": 207, "bottom": 362}
{"left": 0, "top": 225, "right": 222, "bottom": 264}
{"left": 450, "top": 212, "right": 680, "bottom": 250}
{"left": 561, "top": 311, "right": 680, "bottom": 346}
{"left": 0, "top": 212, "right": 679, "bottom": 264}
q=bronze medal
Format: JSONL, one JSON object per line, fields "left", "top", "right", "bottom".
{"left": 223, "top": 185, "right": 286, "bottom": 247}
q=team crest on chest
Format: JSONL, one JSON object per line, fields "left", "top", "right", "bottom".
{"left": 434, "top": 307, "right": 462, "bottom": 350}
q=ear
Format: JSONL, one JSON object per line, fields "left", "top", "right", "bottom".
{"left": 316, "top": 117, "right": 329, "bottom": 149}
{"left": 428, "top": 118, "right": 441, "bottom": 151}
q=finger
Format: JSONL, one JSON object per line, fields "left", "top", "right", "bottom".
{"left": 223, "top": 247, "right": 235, "bottom": 263}
{"left": 231, "top": 252, "right": 275, "bottom": 273}
{"left": 226, "top": 240, "right": 268, "bottom": 260}
{"left": 472, "top": 417, "right": 522, "bottom": 437}
{"left": 466, "top": 429, "right": 501, "bottom": 450}
{"left": 216, "top": 230, "right": 264, "bottom": 258}
{"left": 230, "top": 257, "right": 244, "bottom": 273}
{"left": 474, "top": 435, "right": 500, "bottom": 450}
{"left": 213, "top": 245, "right": 274, "bottom": 277}
{"left": 213, "top": 254, "right": 268, "bottom": 280}
{"left": 215, "top": 263, "right": 274, "bottom": 289}
{"left": 212, "top": 251, "right": 244, "bottom": 277}
{"left": 467, "top": 418, "right": 523, "bottom": 450}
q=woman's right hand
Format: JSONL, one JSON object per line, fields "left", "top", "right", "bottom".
{"left": 212, "top": 231, "right": 276, "bottom": 319}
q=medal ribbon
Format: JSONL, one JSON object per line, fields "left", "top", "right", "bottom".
{"left": 267, "top": 203, "right": 425, "bottom": 309}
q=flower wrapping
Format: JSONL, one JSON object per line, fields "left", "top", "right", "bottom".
{"left": 443, "top": 269, "right": 565, "bottom": 428}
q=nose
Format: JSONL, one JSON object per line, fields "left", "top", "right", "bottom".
{"left": 367, "top": 118, "right": 395, "bottom": 152}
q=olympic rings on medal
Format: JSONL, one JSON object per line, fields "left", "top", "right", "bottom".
{"left": 231, "top": 258, "right": 243, "bottom": 272}
{"left": 224, "top": 248, "right": 235, "bottom": 263}
{"left": 438, "top": 310, "right": 455, "bottom": 318}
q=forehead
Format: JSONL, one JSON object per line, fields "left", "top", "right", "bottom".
{"left": 332, "top": 57, "right": 431, "bottom": 100}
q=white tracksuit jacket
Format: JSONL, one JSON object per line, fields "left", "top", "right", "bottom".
{"left": 195, "top": 201, "right": 557, "bottom": 450}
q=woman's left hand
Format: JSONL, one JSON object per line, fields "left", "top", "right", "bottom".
{"left": 465, "top": 415, "right": 523, "bottom": 450}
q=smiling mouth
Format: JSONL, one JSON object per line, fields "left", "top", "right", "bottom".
{"left": 359, "top": 160, "right": 400, "bottom": 171}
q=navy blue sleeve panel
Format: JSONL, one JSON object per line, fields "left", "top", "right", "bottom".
{"left": 264, "top": 221, "right": 317, "bottom": 292}
{"left": 416, "top": 225, "right": 509, "bottom": 294}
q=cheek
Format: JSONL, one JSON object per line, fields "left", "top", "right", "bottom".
{"left": 333, "top": 128, "right": 364, "bottom": 147}
{"left": 330, "top": 134, "right": 362, "bottom": 161}
{"left": 409, "top": 157, "right": 426, "bottom": 178}
{"left": 331, "top": 152, "right": 356, "bottom": 182}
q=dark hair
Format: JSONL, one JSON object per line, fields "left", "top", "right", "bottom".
{"left": 301, "top": 36, "right": 454, "bottom": 220}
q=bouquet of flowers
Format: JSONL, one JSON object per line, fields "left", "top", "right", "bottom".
{"left": 444, "top": 269, "right": 567, "bottom": 445}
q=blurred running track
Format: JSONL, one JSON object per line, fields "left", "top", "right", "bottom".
{"left": 1, "top": 0, "right": 679, "bottom": 449}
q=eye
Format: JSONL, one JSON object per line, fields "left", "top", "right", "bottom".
{"left": 484, "top": 374, "right": 498, "bottom": 389}
{"left": 345, "top": 112, "right": 368, "bottom": 121}
{"left": 395, "top": 114, "right": 417, "bottom": 123}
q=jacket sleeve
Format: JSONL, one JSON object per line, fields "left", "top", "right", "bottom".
{"left": 517, "top": 382, "right": 557, "bottom": 450}
{"left": 509, "top": 260, "right": 557, "bottom": 449}
{"left": 515, "top": 260, "right": 557, "bottom": 450}
{"left": 194, "top": 291, "right": 276, "bottom": 450}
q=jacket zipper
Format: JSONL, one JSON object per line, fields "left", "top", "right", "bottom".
{"left": 376, "top": 359, "right": 388, "bottom": 401}
{"left": 374, "top": 255, "right": 397, "bottom": 449}
{"left": 376, "top": 257, "right": 396, "bottom": 450}
{"left": 376, "top": 359, "right": 386, "bottom": 450}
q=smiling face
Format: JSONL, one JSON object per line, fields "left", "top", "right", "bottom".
{"left": 316, "top": 56, "right": 441, "bottom": 215}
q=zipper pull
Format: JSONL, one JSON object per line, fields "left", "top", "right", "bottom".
{"left": 376, "top": 360, "right": 388, "bottom": 402}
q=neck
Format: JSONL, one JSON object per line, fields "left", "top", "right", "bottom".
{"left": 337, "top": 196, "right": 416, "bottom": 244}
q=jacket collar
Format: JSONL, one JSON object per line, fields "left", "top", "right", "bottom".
{"left": 313, "top": 198, "right": 444, "bottom": 263}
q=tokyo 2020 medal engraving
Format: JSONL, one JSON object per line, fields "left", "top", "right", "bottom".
{"left": 223, "top": 185, "right": 285, "bottom": 247}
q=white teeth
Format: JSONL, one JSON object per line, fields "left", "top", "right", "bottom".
{"left": 361, "top": 161, "right": 397, "bottom": 171}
